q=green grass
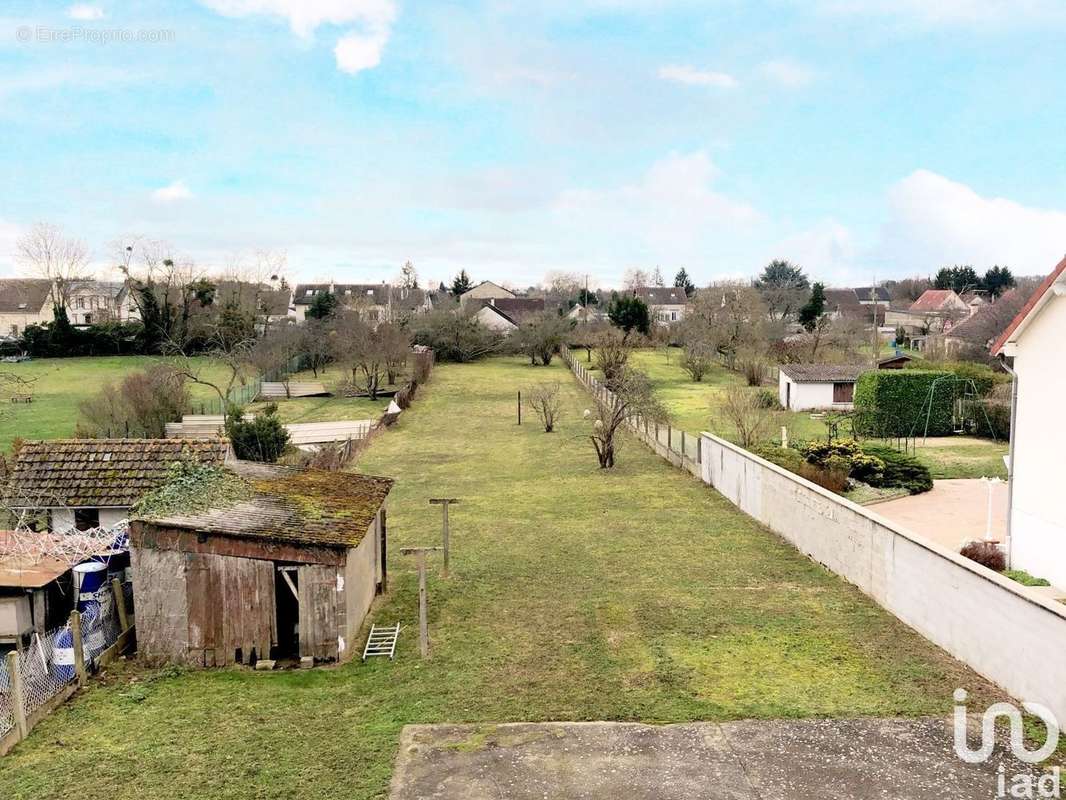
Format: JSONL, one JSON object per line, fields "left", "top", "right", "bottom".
{"left": 0, "top": 356, "right": 236, "bottom": 451}
{"left": 247, "top": 366, "right": 396, "bottom": 423}
{"left": 869, "top": 437, "right": 1009, "bottom": 480}
{"left": 0, "top": 356, "right": 1003, "bottom": 799}
{"left": 619, "top": 348, "right": 826, "bottom": 442}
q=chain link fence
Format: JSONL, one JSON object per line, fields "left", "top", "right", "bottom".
{"left": 2, "top": 582, "right": 130, "bottom": 748}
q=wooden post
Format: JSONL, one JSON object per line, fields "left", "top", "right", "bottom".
{"left": 7, "top": 650, "right": 26, "bottom": 740}
{"left": 429, "top": 499, "right": 459, "bottom": 578}
{"left": 70, "top": 610, "right": 87, "bottom": 685}
{"left": 111, "top": 578, "right": 129, "bottom": 632}
{"left": 400, "top": 547, "right": 441, "bottom": 658}
{"left": 517, "top": 391, "right": 522, "bottom": 425}
{"left": 680, "top": 430, "right": 685, "bottom": 457}
{"left": 781, "top": 426, "right": 789, "bottom": 449}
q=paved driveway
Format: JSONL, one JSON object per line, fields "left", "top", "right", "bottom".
{"left": 873, "top": 479, "right": 1007, "bottom": 551}
{"left": 389, "top": 720, "right": 1041, "bottom": 799}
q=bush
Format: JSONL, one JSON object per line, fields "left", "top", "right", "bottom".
{"left": 754, "top": 444, "right": 848, "bottom": 493}
{"left": 801, "top": 439, "right": 885, "bottom": 484}
{"left": 976, "top": 399, "right": 1011, "bottom": 440}
{"left": 754, "top": 444, "right": 804, "bottom": 472}
{"left": 853, "top": 370, "right": 954, "bottom": 437}
{"left": 753, "top": 389, "right": 781, "bottom": 409}
{"left": 911, "top": 360, "right": 1008, "bottom": 397}
{"left": 1003, "top": 569, "right": 1051, "bottom": 587}
{"left": 959, "top": 541, "right": 1006, "bottom": 572}
{"left": 77, "top": 365, "right": 189, "bottom": 438}
{"left": 225, "top": 403, "right": 290, "bottom": 462}
{"left": 861, "top": 444, "right": 933, "bottom": 494}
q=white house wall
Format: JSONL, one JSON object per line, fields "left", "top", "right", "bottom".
{"left": 1010, "top": 290, "right": 1066, "bottom": 588}
{"left": 779, "top": 375, "right": 853, "bottom": 411}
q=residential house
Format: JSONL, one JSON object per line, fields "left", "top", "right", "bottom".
{"left": 886, "top": 289, "right": 971, "bottom": 335}
{"left": 568, "top": 303, "right": 605, "bottom": 324}
{"left": 292, "top": 283, "right": 432, "bottom": 322}
{"left": 992, "top": 256, "right": 1066, "bottom": 588}
{"left": 877, "top": 352, "right": 915, "bottom": 370}
{"left": 458, "top": 281, "right": 516, "bottom": 309}
{"left": 825, "top": 287, "right": 889, "bottom": 321}
{"left": 67, "top": 280, "right": 138, "bottom": 326}
{"left": 632, "top": 286, "right": 688, "bottom": 325}
{"left": 778, "top": 364, "right": 868, "bottom": 411}
{"left": 5, "top": 439, "right": 233, "bottom": 532}
{"left": 0, "top": 279, "right": 53, "bottom": 337}
{"left": 130, "top": 462, "right": 393, "bottom": 666}
{"left": 943, "top": 288, "right": 1030, "bottom": 357}
{"left": 472, "top": 297, "right": 545, "bottom": 333}
{"left": 214, "top": 281, "right": 293, "bottom": 328}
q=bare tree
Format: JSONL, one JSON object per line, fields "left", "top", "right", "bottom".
{"left": 680, "top": 343, "right": 714, "bottom": 382}
{"left": 16, "top": 222, "right": 91, "bottom": 309}
{"left": 715, "top": 385, "right": 780, "bottom": 449}
{"left": 526, "top": 382, "right": 562, "bottom": 432}
{"left": 248, "top": 323, "right": 303, "bottom": 398}
{"left": 586, "top": 368, "right": 666, "bottom": 468}
{"left": 592, "top": 327, "right": 631, "bottom": 389}
{"left": 623, "top": 268, "right": 651, "bottom": 291}
{"left": 378, "top": 321, "right": 412, "bottom": 384}
{"left": 682, "top": 281, "right": 767, "bottom": 370}
{"left": 77, "top": 365, "right": 190, "bottom": 438}
{"left": 334, "top": 311, "right": 386, "bottom": 399}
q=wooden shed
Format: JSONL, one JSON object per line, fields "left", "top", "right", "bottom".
{"left": 129, "top": 462, "right": 392, "bottom": 667}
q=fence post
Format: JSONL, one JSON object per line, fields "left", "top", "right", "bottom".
{"left": 7, "top": 650, "right": 26, "bottom": 740}
{"left": 70, "top": 610, "right": 87, "bottom": 685}
{"left": 681, "top": 430, "right": 685, "bottom": 457}
{"left": 112, "top": 577, "right": 130, "bottom": 632}
{"left": 668, "top": 426, "right": 672, "bottom": 451}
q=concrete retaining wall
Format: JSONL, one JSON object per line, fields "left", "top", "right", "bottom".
{"left": 700, "top": 432, "right": 1066, "bottom": 724}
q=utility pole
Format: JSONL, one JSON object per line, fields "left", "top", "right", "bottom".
{"left": 400, "top": 546, "right": 442, "bottom": 658}
{"left": 429, "top": 498, "right": 460, "bottom": 577}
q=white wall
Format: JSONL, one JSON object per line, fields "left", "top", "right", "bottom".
{"left": 700, "top": 431, "right": 1066, "bottom": 725}
{"left": 778, "top": 374, "right": 853, "bottom": 411}
{"left": 473, "top": 305, "right": 516, "bottom": 333}
{"left": 49, "top": 506, "right": 129, "bottom": 531}
{"left": 1010, "top": 291, "right": 1066, "bottom": 588}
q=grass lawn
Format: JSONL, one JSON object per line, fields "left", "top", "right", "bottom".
{"left": 872, "top": 436, "right": 1010, "bottom": 480}
{"left": 0, "top": 356, "right": 1002, "bottom": 800}
{"left": 620, "top": 348, "right": 827, "bottom": 442}
{"left": 247, "top": 366, "right": 398, "bottom": 423}
{"left": 0, "top": 356, "right": 235, "bottom": 451}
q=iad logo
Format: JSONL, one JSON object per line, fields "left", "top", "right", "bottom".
{"left": 953, "top": 688, "right": 1061, "bottom": 799}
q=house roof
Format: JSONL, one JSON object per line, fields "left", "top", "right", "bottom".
{"left": 7, "top": 439, "right": 231, "bottom": 508}
{"left": 476, "top": 297, "right": 545, "bottom": 324}
{"left": 909, "top": 289, "right": 963, "bottom": 313}
{"left": 992, "top": 255, "right": 1066, "bottom": 356}
{"left": 214, "top": 281, "right": 292, "bottom": 316}
{"left": 853, "top": 286, "right": 891, "bottom": 302}
{"left": 463, "top": 280, "right": 516, "bottom": 299}
{"left": 0, "top": 532, "right": 70, "bottom": 588}
{"left": 779, "top": 364, "right": 868, "bottom": 383}
{"left": 632, "top": 286, "right": 689, "bottom": 306}
{"left": 0, "top": 279, "right": 53, "bottom": 314}
{"left": 142, "top": 463, "right": 393, "bottom": 549}
{"left": 292, "top": 283, "right": 427, "bottom": 311}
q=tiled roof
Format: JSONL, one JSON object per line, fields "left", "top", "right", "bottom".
{"left": 143, "top": 463, "right": 393, "bottom": 548}
{"left": 779, "top": 364, "right": 868, "bottom": 383}
{"left": 993, "top": 256, "right": 1066, "bottom": 355}
{"left": 909, "top": 289, "right": 961, "bottom": 312}
{"left": 7, "top": 439, "right": 231, "bottom": 508}
{"left": 292, "top": 283, "right": 428, "bottom": 310}
{"left": 632, "top": 286, "right": 689, "bottom": 306}
{"left": 478, "top": 297, "right": 545, "bottom": 324}
{"left": 853, "top": 286, "right": 891, "bottom": 302}
{"left": 0, "top": 279, "right": 53, "bottom": 314}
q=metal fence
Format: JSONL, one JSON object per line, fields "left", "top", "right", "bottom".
{"left": 194, "top": 354, "right": 308, "bottom": 416}
{"left": 562, "top": 347, "right": 702, "bottom": 474}
{"left": 1, "top": 582, "right": 131, "bottom": 752}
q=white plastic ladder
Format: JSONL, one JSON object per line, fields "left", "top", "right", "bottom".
{"left": 362, "top": 623, "right": 400, "bottom": 661}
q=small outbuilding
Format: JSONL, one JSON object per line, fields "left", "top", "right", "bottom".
{"left": 778, "top": 364, "right": 868, "bottom": 411}
{"left": 130, "top": 462, "right": 392, "bottom": 667}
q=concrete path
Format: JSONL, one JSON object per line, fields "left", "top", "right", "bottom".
{"left": 874, "top": 478, "right": 1007, "bottom": 552}
{"left": 389, "top": 720, "right": 1044, "bottom": 799}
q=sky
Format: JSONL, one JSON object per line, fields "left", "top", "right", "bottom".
{"left": 2, "top": 1, "right": 1066, "bottom": 290}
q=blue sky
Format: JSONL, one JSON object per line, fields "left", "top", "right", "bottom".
{"left": 2, "top": 1, "right": 1066, "bottom": 289}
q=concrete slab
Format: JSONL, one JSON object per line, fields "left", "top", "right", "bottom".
{"left": 874, "top": 478, "right": 1007, "bottom": 551}
{"left": 389, "top": 719, "right": 1043, "bottom": 800}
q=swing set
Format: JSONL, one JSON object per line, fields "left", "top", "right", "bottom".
{"left": 909, "top": 375, "right": 998, "bottom": 446}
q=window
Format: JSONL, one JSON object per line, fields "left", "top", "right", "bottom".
{"left": 77, "top": 297, "right": 85, "bottom": 309}
{"left": 833, "top": 382, "right": 854, "bottom": 403}
{"left": 74, "top": 508, "right": 100, "bottom": 532}
{"left": 670, "top": 311, "right": 678, "bottom": 321}
{"left": 9, "top": 325, "right": 17, "bottom": 336}
{"left": 84, "top": 313, "right": 92, "bottom": 325}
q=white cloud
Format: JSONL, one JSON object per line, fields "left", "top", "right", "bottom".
{"left": 0, "top": 219, "right": 23, "bottom": 274}
{"left": 761, "top": 59, "right": 815, "bottom": 88}
{"left": 878, "top": 170, "right": 1066, "bottom": 274}
{"left": 553, "top": 152, "right": 760, "bottom": 265}
{"left": 657, "top": 65, "right": 738, "bottom": 89}
{"left": 152, "top": 180, "right": 194, "bottom": 203}
{"left": 67, "top": 4, "right": 105, "bottom": 20}
{"left": 199, "top": 0, "right": 397, "bottom": 74}
{"left": 773, "top": 220, "right": 858, "bottom": 285}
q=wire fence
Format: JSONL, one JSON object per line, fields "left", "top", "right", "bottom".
{"left": 193, "top": 354, "right": 308, "bottom": 416}
{"left": 561, "top": 347, "right": 702, "bottom": 474}
{"left": 1, "top": 582, "right": 130, "bottom": 745}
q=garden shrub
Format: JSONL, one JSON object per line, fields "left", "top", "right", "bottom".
{"left": 753, "top": 444, "right": 804, "bottom": 472}
{"left": 975, "top": 398, "right": 1011, "bottom": 440}
{"left": 909, "top": 360, "right": 1008, "bottom": 397}
{"left": 753, "top": 444, "right": 848, "bottom": 493}
{"left": 753, "top": 389, "right": 781, "bottom": 409}
{"left": 853, "top": 370, "right": 954, "bottom": 437}
{"left": 959, "top": 541, "right": 1006, "bottom": 572}
{"left": 801, "top": 439, "right": 885, "bottom": 484}
{"left": 1003, "top": 569, "right": 1051, "bottom": 587}
{"left": 226, "top": 403, "right": 291, "bottom": 462}
{"left": 859, "top": 444, "right": 933, "bottom": 494}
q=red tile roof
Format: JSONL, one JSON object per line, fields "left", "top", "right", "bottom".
{"left": 909, "top": 289, "right": 961, "bottom": 312}
{"left": 992, "top": 256, "right": 1066, "bottom": 355}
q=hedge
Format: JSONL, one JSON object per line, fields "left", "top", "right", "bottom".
{"left": 854, "top": 370, "right": 955, "bottom": 438}
{"left": 860, "top": 444, "right": 933, "bottom": 494}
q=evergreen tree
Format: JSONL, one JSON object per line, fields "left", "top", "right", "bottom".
{"left": 306, "top": 291, "right": 338, "bottom": 320}
{"left": 982, "top": 265, "right": 1015, "bottom": 298}
{"left": 607, "top": 294, "right": 651, "bottom": 336}
{"left": 451, "top": 269, "right": 473, "bottom": 296}
{"left": 674, "top": 268, "right": 695, "bottom": 297}
{"left": 933, "top": 265, "right": 980, "bottom": 293}
{"left": 798, "top": 283, "right": 827, "bottom": 332}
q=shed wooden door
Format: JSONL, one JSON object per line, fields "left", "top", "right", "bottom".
{"left": 298, "top": 565, "right": 339, "bottom": 661}
{"left": 186, "top": 553, "right": 276, "bottom": 667}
